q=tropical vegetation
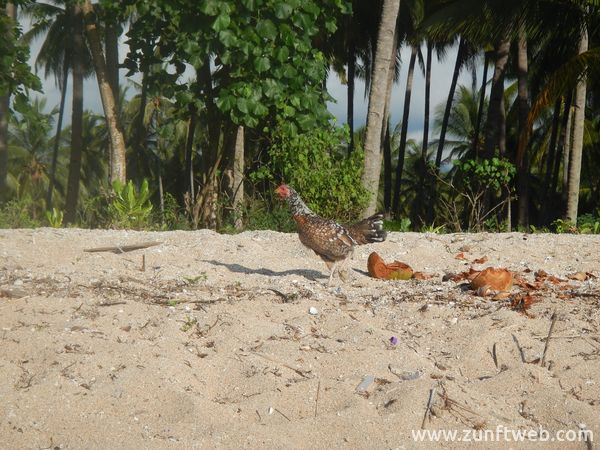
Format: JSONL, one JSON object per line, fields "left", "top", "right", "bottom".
{"left": 0, "top": 0, "right": 599, "bottom": 233}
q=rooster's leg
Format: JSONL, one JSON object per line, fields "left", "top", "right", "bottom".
{"left": 327, "top": 260, "right": 340, "bottom": 285}
{"left": 338, "top": 258, "right": 350, "bottom": 281}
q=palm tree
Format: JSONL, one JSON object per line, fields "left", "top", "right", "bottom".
{"left": 471, "top": 50, "right": 490, "bottom": 157}
{"left": 82, "top": 0, "right": 127, "bottom": 185}
{"left": 391, "top": 44, "right": 418, "bottom": 217}
{"left": 0, "top": 2, "right": 17, "bottom": 199}
{"left": 566, "top": 22, "right": 588, "bottom": 223}
{"left": 435, "top": 37, "right": 467, "bottom": 167}
{"left": 23, "top": 0, "right": 94, "bottom": 221}
{"left": 63, "top": 2, "right": 85, "bottom": 223}
{"left": 7, "top": 97, "right": 58, "bottom": 218}
{"left": 516, "top": 22, "right": 530, "bottom": 227}
{"left": 361, "top": 0, "right": 401, "bottom": 216}
{"left": 432, "top": 84, "right": 485, "bottom": 162}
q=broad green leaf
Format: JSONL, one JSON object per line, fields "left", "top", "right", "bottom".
{"left": 254, "top": 57, "right": 271, "bottom": 73}
{"left": 241, "top": 0, "right": 257, "bottom": 11}
{"left": 256, "top": 19, "right": 277, "bottom": 40}
{"left": 262, "top": 79, "right": 280, "bottom": 98}
{"left": 275, "top": 46, "right": 289, "bottom": 62}
{"left": 199, "top": 0, "right": 220, "bottom": 16}
{"left": 297, "top": 114, "right": 316, "bottom": 130}
{"left": 237, "top": 97, "right": 250, "bottom": 114}
{"left": 219, "top": 30, "right": 237, "bottom": 47}
{"left": 274, "top": 3, "right": 293, "bottom": 19}
{"left": 212, "top": 13, "right": 231, "bottom": 32}
{"left": 216, "top": 95, "right": 236, "bottom": 112}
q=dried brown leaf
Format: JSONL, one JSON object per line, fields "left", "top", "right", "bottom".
{"left": 471, "top": 268, "right": 513, "bottom": 291}
{"left": 367, "top": 252, "right": 413, "bottom": 280}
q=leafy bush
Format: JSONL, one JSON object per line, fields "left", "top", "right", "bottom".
{"left": 80, "top": 187, "right": 112, "bottom": 228}
{"left": 437, "top": 157, "right": 516, "bottom": 231}
{"left": 45, "top": 208, "right": 64, "bottom": 228}
{"left": 108, "top": 179, "right": 153, "bottom": 229}
{"left": 0, "top": 198, "right": 41, "bottom": 228}
{"left": 159, "top": 191, "right": 189, "bottom": 230}
{"left": 577, "top": 213, "right": 600, "bottom": 234}
{"left": 384, "top": 217, "right": 411, "bottom": 232}
{"left": 250, "top": 123, "right": 368, "bottom": 224}
{"left": 552, "top": 218, "right": 577, "bottom": 233}
{"left": 454, "top": 157, "right": 516, "bottom": 192}
{"left": 243, "top": 195, "right": 296, "bottom": 232}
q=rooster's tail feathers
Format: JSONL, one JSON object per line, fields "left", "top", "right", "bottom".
{"left": 347, "top": 213, "right": 387, "bottom": 245}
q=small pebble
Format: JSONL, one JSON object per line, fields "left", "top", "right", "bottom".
{"left": 309, "top": 306, "right": 318, "bottom": 315}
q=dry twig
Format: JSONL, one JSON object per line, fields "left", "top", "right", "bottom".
{"left": 540, "top": 311, "right": 558, "bottom": 367}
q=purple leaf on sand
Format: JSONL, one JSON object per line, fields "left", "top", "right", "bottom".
{"left": 390, "top": 336, "right": 398, "bottom": 346}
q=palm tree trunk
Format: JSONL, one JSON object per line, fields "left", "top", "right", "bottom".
{"left": 0, "top": 2, "right": 16, "bottom": 197}
{"left": 105, "top": 22, "right": 119, "bottom": 105}
{"left": 347, "top": 23, "right": 355, "bottom": 154}
{"left": 472, "top": 52, "right": 489, "bottom": 158}
{"left": 392, "top": 44, "right": 417, "bottom": 217}
{"left": 82, "top": 0, "right": 126, "bottom": 184}
{"left": 383, "top": 120, "right": 392, "bottom": 214}
{"left": 551, "top": 94, "right": 572, "bottom": 202}
{"left": 417, "top": 41, "right": 432, "bottom": 225}
{"left": 360, "top": 0, "right": 401, "bottom": 217}
{"left": 561, "top": 99, "right": 573, "bottom": 203}
{"left": 132, "top": 69, "right": 148, "bottom": 179}
{"left": 435, "top": 37, "right": 464, "bottom": 167}
{"left": 233, "top": 125, "right": 244, "bottom": 230}
{"left": 64, "top": 5, "right": 84, "bottom": 224}
{"left": 421, "top": 42, "right": 432, "bottom": 163}
{"left": 105, "top": 20, "right": 119, "bottom": 182}
{"left": 565, "top": 26, "right": 588, "bottom": 223}
{"left": 184, "top": 104, "right": 197, "bottom": 196}
{"left": 516, "top": 28, "right": 530, "bottom": 228}
{"left": 46, "top": 62, "right": 69, "bottom": 208}
{"left": 540, "top": 98, "right": 561, "bottom": 223}
{"left": 483, "top": 37, "right": 511, "bottom": 160}
{"left": 382, "top": 24, "right": 399, "bottom": 215}
{"left": 158, "top": 166, "right": 164, "bottom": 226}
{"left": 0, "top": 94, "right": 8, "bottom": 197}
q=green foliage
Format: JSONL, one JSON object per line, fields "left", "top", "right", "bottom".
{"left": 108, "top": 179, "right": 153, "bottom": 229}
{"left": 384, "top": 217, "right": 411, "bottom": 232}
{"left": 180, "top": 315, "right": 198, "bottom": 332}
{"left": 483, "top": 217, "right": 509, "bottom": 232}
{"left": 552, "top": 214, "right": 600, "bottom": 234}
{"left": 0, "top": 198, "right": 41, "bottom": 228}
{"left": 0, "top": 12, "right": 41, "bottom": 96}
{"left": 183, "top": 273, "right": 207, "bottom": 284}
{"left": 243, "top": 196, "right": 296, "bottom": 232}
{"left": 421, "top": 223, "right": 447, "bottom": 233}
{"left": 552, "top": 218, "right": 577, "bottom": 233}
{"left": 577, "top": 213, "right": 600, "bottom": 234}
{"left": 159, "top": 192, "right": 189, "bottom": 230}
{"left": 80, "top": 187, "right": 111, "bottom": 228}
{"left": 45, "top": 208, "right": 63, "bottom": 228}
{"left": 124, "top": 0, "right": 349, "bottom": 132}
{"left": 251, "top": 124, "right": 368, "bottom": 222}
{"left": 454, "top": 157, "right": 516, "bottom": 192}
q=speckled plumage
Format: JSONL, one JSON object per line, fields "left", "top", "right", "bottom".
{"left": 275, "top": 184, "right": 387, "bottom": 283}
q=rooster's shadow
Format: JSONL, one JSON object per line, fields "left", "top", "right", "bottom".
{"left": 203, "top": 260, "right": 326, "bottom": 281}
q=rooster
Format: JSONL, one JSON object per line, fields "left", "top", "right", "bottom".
{"left": 275, "top": 184, "right": 387, "bottom": 284}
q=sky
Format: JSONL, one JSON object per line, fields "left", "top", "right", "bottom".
{"left": 27, "top": 25, "right": 481, "bottom": 144}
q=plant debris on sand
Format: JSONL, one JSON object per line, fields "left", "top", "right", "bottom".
{"left": 0, "top": 229, "right": 599, "bottom": 449}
